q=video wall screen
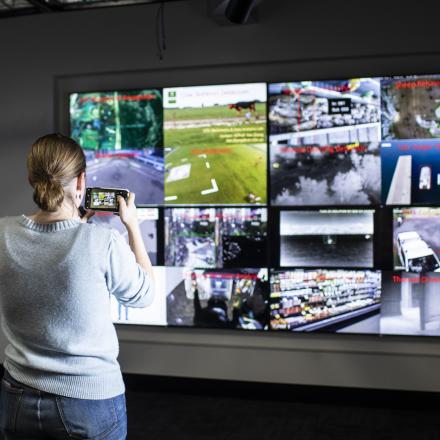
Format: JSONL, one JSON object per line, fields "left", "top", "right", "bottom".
{"left": 164, "top": 207, "right": 267, "bottom": 268}
{"left": 67, "top": 73, "right": 440, "bottom": 337}
{"left": 381, "top": 271, "right": 440, "bottom": 337}
{"left": 279, "top": 210, "right": 374, "bottom": 268}
{"left": 270, "top": 269, "right": 381, "bottom": 333}
{"left": 70, "top": 89, "right": 164, "bottom": 205}
{"left": 110, "top": 266, "right": 167, "bottom": 326}
{"left": 163, "top": 83, "right": 267, "bottom": 205}
{"left": 90, "top": 208, "right": 159, "bottom": 265}
{"left": 392, "top": 207, "right": 440, "bottom": 273}
{"left": 166, "top": 268, "right": 269, "bottom": 330}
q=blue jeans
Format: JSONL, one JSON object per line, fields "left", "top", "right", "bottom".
{"left": 0, "top": 370, "right": 127, "bottom": 439}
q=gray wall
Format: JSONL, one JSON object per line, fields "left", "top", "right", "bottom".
{"left": 1, "top": 0, "right": 440, "bottom": 391}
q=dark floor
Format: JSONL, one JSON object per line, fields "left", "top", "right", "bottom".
{"left": 125, "top": 387, "right": 440, "bottom": 440}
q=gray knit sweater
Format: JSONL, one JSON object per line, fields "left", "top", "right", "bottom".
{"left": 0, "top": 215, "right": 153, "bottom": 399}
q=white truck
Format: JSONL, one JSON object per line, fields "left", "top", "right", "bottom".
{"left": 397, "top": 231, "right": 440, "bottom": 273}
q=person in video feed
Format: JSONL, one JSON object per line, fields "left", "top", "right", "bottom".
{"left": 0, "top": 133, "right": 155, "bottom": 439}
{"left": 192, "top": 273, "right": 267, "bottom": 330}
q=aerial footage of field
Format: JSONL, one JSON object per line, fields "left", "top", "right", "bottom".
{"left": 163, "top": 83, "right": 267, "bottom": 204}
{"left": 164, "top": 144, "right": 267, "bottom": 204}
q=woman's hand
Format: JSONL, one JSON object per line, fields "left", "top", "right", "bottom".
{"left": 118, "top": 193, "right": 138, "bottom": 229}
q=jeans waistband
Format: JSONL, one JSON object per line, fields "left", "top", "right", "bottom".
{"left": 3, "top": 368, "right": 43, "bottom": 393}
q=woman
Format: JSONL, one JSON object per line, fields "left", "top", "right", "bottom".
{"left": 0, "top": 133, "right": 154, "bottom": 439}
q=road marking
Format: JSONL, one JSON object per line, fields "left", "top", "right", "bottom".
{"left": 205, "top": 162, "right": 210, "bottom": 169}
{"left": 201, "top": 179, "right": 219, "bottom": 195}
{"left": 164, "top": 196, "right": 178, "bottom": 201}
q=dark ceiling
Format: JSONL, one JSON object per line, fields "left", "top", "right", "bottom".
{"left": 0, "top": 0, "right": 186, "bottom": 18}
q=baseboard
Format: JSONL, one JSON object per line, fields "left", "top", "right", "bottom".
{"left": 122, "top": 372, "right": 440, "bottom": 409}
{"left": 2, "top": 364, "right": 438, "bottom": 409}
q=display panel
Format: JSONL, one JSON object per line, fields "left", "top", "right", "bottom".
{"left": 163, "top": 83, "right": 267, "bottom": 205}
{"left": 279, "top": 210, "right": 374, "bottom": 268}
{"left": 70, "top": 89, "right": 164, "bottom": 205}
{"left": 166, "top": 268, "right": 269, "bottom": 330}
{"left": 381, "top": 272, "right": 440, "bottom": 336}
{"left": 393, "top": 208, "right": 440, "bottom": 273}
{"left": 90, "top": 208, "right": 159, "bottom": 265}
{"left": 270, "top": 269, "right": 381, "bottom": 333}
{"left": 110, "top": 266, "right": 166, "bottom": 326}
{"left": 381, "top": 140, "right": 440, "bottom": 205}
{"left": 381, "top": 75, "right": 440, "bottom": 140}
{"left": 64, "top": 73, "right": 440, "bottom": 337}
{"left": 270, "top": 142, "right": 381, "bottom": 205}
{"left": 164, "top": 207, "right": 267, "bottom": 268}
{"left": 269, "top": 79, "right": 381, "bottom": 146}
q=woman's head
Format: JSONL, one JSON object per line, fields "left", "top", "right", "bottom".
{"left": 27, "top": 134, "right": 86, "bottom": 213}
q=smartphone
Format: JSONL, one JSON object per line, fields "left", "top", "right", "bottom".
{"left": 85, "top": 187, "right": 130, "bottom": 212}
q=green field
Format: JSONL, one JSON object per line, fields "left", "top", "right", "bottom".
{"left": 165, "top": 144, "right": 267, "bottom": 205}
{"left": 165, "top": 122, "right": 266, "bottom": 147}
{"left": 164, "top": 103, "right": 267, "bottom": 148}
{"left": 165, "top": 103, "right": 266, "bottom": 121}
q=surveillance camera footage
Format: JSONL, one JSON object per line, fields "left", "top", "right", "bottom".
{"left": 110, "top": 266, "right": 167, "bottom": 326}
{"left": 381, "top": 140, "right": 440, "bottom": 205}
{"left": 280, "top": 210, "right": 375, "bottom": 268}
{"left": 270, "top": 142, "right": 381, "bottom": 206}
{"left": 164, "top": 208, "right": 267, "bottom": 268}
{"left": 166, "top": 268, "right": 269, "bottom": 330}
{"left": 90, "top": 208, "right": 159, "bottom": 265}
{"left": 270, "top": 269, "right": 381, "bottom": 333}
{"left": 393, "top": 208, "right": 440, "bottom": 273}
{"left": 381, "top": 272, "right": 440, "bottom": 337}
{"left": 381, "top": 75, "right": 440, "bottom": 140}
{"left": 164, "top": 208, "right": 217, "bottom": 268}
{"left": 70, "top": 90, "right": 164, "bottom": 205}
{"left": 163, "top": 83, "right": 267, "bottom": 205}
{"left": 269, "top": 79, "right": 381, "bottom": 146}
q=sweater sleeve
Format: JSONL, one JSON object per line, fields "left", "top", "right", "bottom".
{"left": 106, "top": 229, "right": 154, "bottom": 308}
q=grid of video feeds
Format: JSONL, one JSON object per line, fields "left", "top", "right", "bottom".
{"left": 67, "top": 73, "right": 440, "bottom": 336}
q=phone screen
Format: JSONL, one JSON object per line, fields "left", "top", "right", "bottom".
{"left": 90, "top": 190, "right": 117, "bottom": 210}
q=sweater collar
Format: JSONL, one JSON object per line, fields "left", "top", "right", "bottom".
{"left": 19, "top": 215, "right": 81, "bottom": 232}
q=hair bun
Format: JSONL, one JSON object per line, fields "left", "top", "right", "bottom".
{"left": 27, "top": 133, "right": 86, "bottom": 213}
{"left": 33, "top": 180, "right": 65, "bottom": 213}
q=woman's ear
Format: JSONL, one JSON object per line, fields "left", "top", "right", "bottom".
{"left": 77, "top": 172, "right": 86, "bottom": 191}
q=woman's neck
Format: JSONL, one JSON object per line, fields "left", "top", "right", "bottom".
{"left": 29, "top": 205, "right": 80, "bottom": 224}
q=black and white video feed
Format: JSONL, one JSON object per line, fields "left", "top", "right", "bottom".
{"left": 165, "top": 208, "right": 268, "bottom": 268}
{"left": 280, "top": 210, "right": 374, "bottom": 268}
{"left": 166, "top": 268, "right": 269, "bottom": 330}
{"left": 90, "top": 208, "right": 158, "bottom": 265}
{"left": 393, "top": 208, "right": 440, "bottom": 273}
{"left": 381, "top": 272, "right": 440, "bottom": 336}
{"left": 270, "top": 142, "right": 381, "bottom": 205}
{"left": 220, "top": 208, "right": 267, "bottom": 267}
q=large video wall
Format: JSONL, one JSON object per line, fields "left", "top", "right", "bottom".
{"left": 69, "top": 75, "right": 440, "bottom": 336}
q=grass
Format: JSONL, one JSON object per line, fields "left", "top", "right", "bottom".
{"left": 164, "top": 103, "right": 266, "bottom": 121}
{"left": 165, "top": 144, "right": 267, "bottom": 204}
{"left": 164, "top": 123, "right": 266, "bottom": 147}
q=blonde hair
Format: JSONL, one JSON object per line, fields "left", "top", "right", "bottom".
{"left": 27, "top": 133, "right": 86, "bottom": 212}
